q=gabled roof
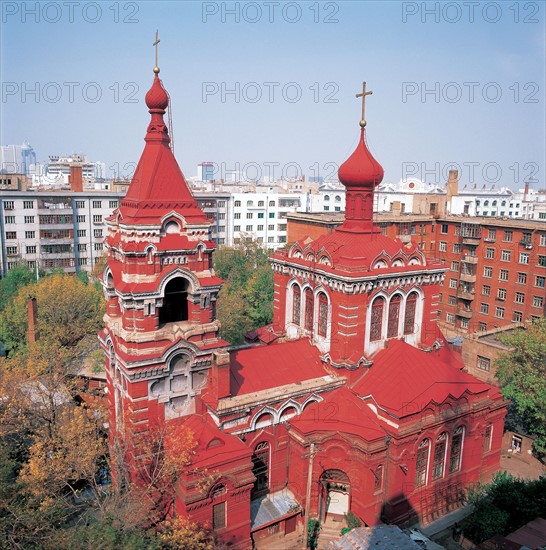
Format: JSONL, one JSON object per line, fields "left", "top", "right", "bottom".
{"left": 230, "top": 339, "right": 329, "bottom": 396}
{"left": 353, "top": 339, "right": 498, "bottom": 418}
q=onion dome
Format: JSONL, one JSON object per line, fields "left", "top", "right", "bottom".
{"left": 145, "top": 73, "right": 169, "bottom": 111}
{"left": 338, "top": 127, "right": 384, "bottom": 190}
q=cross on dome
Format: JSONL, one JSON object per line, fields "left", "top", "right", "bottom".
{"left": 356, "top": 81, "right": 373, "bottom": 127}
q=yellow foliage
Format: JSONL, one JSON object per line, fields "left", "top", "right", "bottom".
{"left": 158, "top": 517, "right": 215, "bottom": 550}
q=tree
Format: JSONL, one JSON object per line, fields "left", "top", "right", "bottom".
{"left": 0, "top": 272, "right": 104, "bottom": 355}
{"left": 0, "top": 262, "right": 42, "bottom": 312}
{"left": 495, "top": 318, "right": 546, "bottom": 454}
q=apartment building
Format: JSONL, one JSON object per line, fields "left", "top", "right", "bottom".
{"left": 286, "top": 212, "right": 546, "bottom": 336}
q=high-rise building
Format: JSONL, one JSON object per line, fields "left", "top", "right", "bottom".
{"left": 0, "top": 142, "right": 36, "bottom": 175}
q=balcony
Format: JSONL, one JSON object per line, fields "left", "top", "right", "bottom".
{"left": 460, "top": 272, "right": 477, "bottom": 283}
{"left": 457, "top": 307, "right": 473, "bottom": 319}
{"left": 457, "top": 288, "right": 475, "bottom": 301}
{"left": 462, "top": 237, "right": 481, "bottom": 246}
{"left": 462, "top": 255, "right": 479, "bottom": 264}
{"left": 519, "top": 239, "right": 533, "bottom": 250}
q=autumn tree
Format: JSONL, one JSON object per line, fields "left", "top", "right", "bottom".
{"left": 495, "top": 318, "right": 546, "bottom": 454}
{"left": 213, "top": 242, "right": 274, "bottom": 344}
{"left": 0, "top": 272, "right": 104, "bottom": 355}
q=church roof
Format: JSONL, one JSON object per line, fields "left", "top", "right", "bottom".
{"left": 118, "top": 72, "right": 207, "bottom": 225}
{"left": 353, "top": 339, "right": 498, "bottom": 418}
{"left": 230, "top": 339, "right": 329, "bottom": 396}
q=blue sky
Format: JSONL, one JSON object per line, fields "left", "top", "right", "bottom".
{"left": 1, "top": 1, "right": 545, "bottom": 188}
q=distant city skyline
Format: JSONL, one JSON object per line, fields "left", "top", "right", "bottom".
{"left": 1, "top": 1, "right": 545, "bottom": 190}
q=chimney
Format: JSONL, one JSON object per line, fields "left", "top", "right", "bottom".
{"left": 69, "top": 164, "right": 83, "bottom": 192}
{"left": 210, "top": 350, "right": 231, "bottom": 400}
{"left": 446, "top": 169, "right": 459, "bottom": 214}
{"left": 27, "top": 296, "right": 39, "bottom": 344}
{"left": 524, "top": 181, "right": 529, "bottom": 201}
{"left": 391, "top": 201, "right": 402, "bottom": 216}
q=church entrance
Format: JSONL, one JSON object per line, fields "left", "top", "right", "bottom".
{"left": 320, "top": 469, "right": 350, "bottom": 521}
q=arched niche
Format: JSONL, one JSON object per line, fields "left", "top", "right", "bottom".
{"left": 159, "top": 277, "right": 189, "bottom": 325}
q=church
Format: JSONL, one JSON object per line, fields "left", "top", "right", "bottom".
{"left": 99, "top": 64, "right": 507, "bottom": 548}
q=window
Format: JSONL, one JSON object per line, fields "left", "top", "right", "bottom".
{"left": 511, "top": 435, "right": 522, "bottom": 453}
{"left": 453, "top": 243, "right": 461, "bottom": 254}
{"left": 501, "top": 250, "right": 511, "bottom": 262}
{"left": 533, "top": 295, "right": 544, "bottom": 308}
{"left": 292, "top": 286, "right": 301, "bottom": 325}
{"left": 485, "top": 247, "right": 495, "bottom": 259}
{"left": 234, "top": 200, "right": 241, "bottom": 207}
{"left": 480, "top": 303, "right": 489, "bottom": 314}
{"left": 335, "top": 195, "right": 341, "bottom": 202}
{"left": 404, "top": 293, "right": 417, "bottom": 334}
{"left": 432, "top": 433, "right": 447, "bottom": 480}
{"left": 449, "top": 279, "right": 457, "bottom": 289}
{"left": 257, "top": 212, "right": 264, "bottom": 219}
{"left": 268, "top": 224, "right": 274, "bottom": 230}
{"left": 461, "top": 318, "right": 469, "bottom": 329}
{"left": 77, "top": 215, "right": 86, "bottom": 222}
{"left": 269, "top": 200, "right": 275, "bottom": 207}
{"left": 449, "top": 427, "right": 464, "bottom": 473}
{"left": 477, "top": 356, "right": 491, "bottom": 371}
{"left": 269, "top": 213, "right": 274, "bottom": 218}
{"left": 258, "top": 200, "right": 264, "bottom": 207}
{"left": 94, "top": 243, "right": 103, "bottom": 251}
{"left": 499, "top": 270, "right": 508, "bottom": 282}
{"left": 483, "top": 425, "right": 493, "bottom": 453}
{"left": 78, "top": 257, "right": 88, "bottom": 266}
{"left": 479, "top": 322, "right": 487, "bottom": 331}
{"left": 317, "top": 293, "right": 328, "bottom": 337}
{"left": 519, "top": 252, "right": 529, "bottom": 264}
{"left": 324, "top": 206, "right": 330, "bottom": 211}
{"left": 75, "top": 200, "right": 85, "bottom": 208}
{"left": 77, "top": 244, "right": 87, "bottom": 252}
{"left": 245, "top": 225, "right": 252, "bottom": 231}
{"left": 415, "top": 439, "right": 430, "bottom": 487}
{"left": 446, "top": 313, "right": 455, "bottom": 324}
{"left": 257, "top": 225, "right": 264, "bottom": 231}
{"left": 212, "top": 501, "right": 226, "bottom": 530}
{"left": 94, "top": 229, "right": 103, "bottom": 238}
{"left": 486, "top": 228, "right": 496, "bottom": 241}
{"left": 246, "top": 213, "right": 253, "bottom": 219}
{"left": 451, "top": 261, "right": 459, "bottom": 272}
{"left": 109, "top": 200, "right": 118, "bottom": 208}
{"left": 448, "top": 295, "right": 457, "bottom": 306}
{"left": 483, "top": 266, "right": 493, "bottom": 278}
{"left": 4, "top": 201, "right": 14, "bottom": 210}
{"left": 5, "top": 216, "right": 15, "bottom": 224}
{"left": 536, "top": 276, "right": 545, "bottom": 288}
{"left": 374, "top": 465, "right": 384, "bottom": 492}
{"left": 25, "top": 230, "right": 35, "bottom": 239}
{"left": 251, "top": 442, "right": 270, "bottom": 499}
{"left": 93, "top": 214, "right": 103, "bottom": 223}
{"left": 92, "top": 200, "right": 102, "bottom": 209}
{"left": 23, "top": 200, "right": 33, "bottom": 209}
{"left": 278, "top": 224, "right": 287, "bottom": 231}
{"left": 304, "top": 288, "right": 314, "bottom": 332}
{"left": 267, "top": 236, "right": 274, "bottom": 243}
{"left": 482, "top": 285, "right": 491, "bottom": 297}
{"left": 370, "top": 297, "right": 384, "bottom": 341}
{"left": 515, "top": 292, "right": 525, "bottom": 304}
{"left": 247, "top": 200, "right": 253, "bottom": 207}
{"left": 439, "top": 242, "right": 447, "bottom": 252}
{"left": 440, "top": 223, "right": 448, "bottom": 234}
{"left": 504, "top": 230, "right": 513, "bottom": 242}
{"left": 6, "top": 246, "right": 18, "bottom": 255}
{"left": 540, "top": 235, "right": 546, "bottom": 247}
{"left": 234, "top": 213, "right": 241, "bottom": 219}
{"left": 513, "top": 311, "right": 523, "bottom": 322}
{"left": 234, "top": 225, "right": 241, "bottom": 232}
{"left": 517, "top": 272, "right": 527, "bottom": 284}
{"left": 5, "top": 231, "right": 16, "bottom": 239}
{"left": 495, "top": 307, "right": 505, "bottom": 319}
{"left": 78, "top": 229, "right": 86, "bottom": 237}
{"left": 387, "top": 295, "right": 401, "bottom": 338}
{"left": 26, "top": 245, "right": 36, "bottom": 254}
{"left": 538, "top": 255, "right": 546, "bottom": 267}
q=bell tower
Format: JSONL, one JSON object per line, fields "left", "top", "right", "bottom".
{"left": 271, "top": 82, "right": 446, "bottom": 368}
{"left": 99, "top": 65, "right": 227, "bottom": 438}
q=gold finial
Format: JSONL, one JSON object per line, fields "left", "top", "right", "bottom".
{"left": 356, "top": 81, "right": 373, "bottom": 127}
{"left": 153, "top": 30, "right": 160, "bottom": 74}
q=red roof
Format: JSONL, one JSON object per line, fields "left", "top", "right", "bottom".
{"left": 230, "top": 339, "right": 329, "bottom": 396}
{"left": 291, "top": 386, "right": 388, "bottom": 441}
{"left": 352, "top": 339, "right": 498, "bottom": 417}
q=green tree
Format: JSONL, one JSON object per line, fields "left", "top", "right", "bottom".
{"left": 0, "top": 262, "right": 41, "bottom": 311}
{"left": 495, "top": 318, "right": 546, "bottom": 454}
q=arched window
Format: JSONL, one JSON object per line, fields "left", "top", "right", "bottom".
{"left": 158, "top": 278, "right": 189, "bottom": 325}
{"left": 324, "top": 195, "right": 330, "bottom": 201}
{"left": 317, "top": 292, "right": 328, "bottom": 337}
{"left": 432, "top": 433, "right": 447, "bottom": 480}
{"left": 484, "top": 200, "right": 489, "bottom": 207}
{"left": 335, "top": 195, "right": 341, "bottom": 202}
{"left": 404, "top": 292, "right": 418, "bottom": 334}
{"left": 292, "top": 285, "right": 301, "bottom": 325}
{"left": 387, "top": 295, "right": 402, "bottom": 338}
{"left": 251, "top": 442, "right": 270, "bottom": 499}
{"left": 304, "top": 288, "right": 314, "bottom": 332}
{"left": 415, "top": 439, "right": 430, "bottom": 487}
{"left": 483, "top": 425, "right": 493, "bottom": 453}
{"left": 247, "top": 200, "right": 253, "bottom": 207}
{"left": 235, "top": 200, "right": 241, "bottom": 207}
{"left": 258, "top": 200, "right": 264, "bottom": 207}
{"left": 449, "top": 426, "right": 464, "bottom": 473}
{"left": 370, "top": 297, "right": 384, "bottom": 342}
{"left": 269, "top": 200, "right": 275, "bottom": 207}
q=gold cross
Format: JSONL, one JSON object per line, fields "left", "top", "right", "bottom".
{"left": 153, "top": 30, "right": 160, "bottom": 74}
{"left": 356, "top": 81, "right": 373, "bottom": 127}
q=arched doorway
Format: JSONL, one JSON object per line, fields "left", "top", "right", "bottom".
{"left": 320, "top": 469, "right": 350, "bottom": 521}
{"left": 159, "top": 278, "right": 189, "bottom": 325}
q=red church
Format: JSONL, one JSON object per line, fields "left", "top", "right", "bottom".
{"left": 99, "top": 66, "right": 507, "bottom": 548}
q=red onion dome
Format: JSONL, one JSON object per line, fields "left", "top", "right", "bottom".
{"left": 145, "top": 74, "right": 169, "bottom": 111}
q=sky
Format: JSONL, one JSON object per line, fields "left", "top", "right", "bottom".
{"left": 1, "top": 0, "right": 545, "bottom": 189}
